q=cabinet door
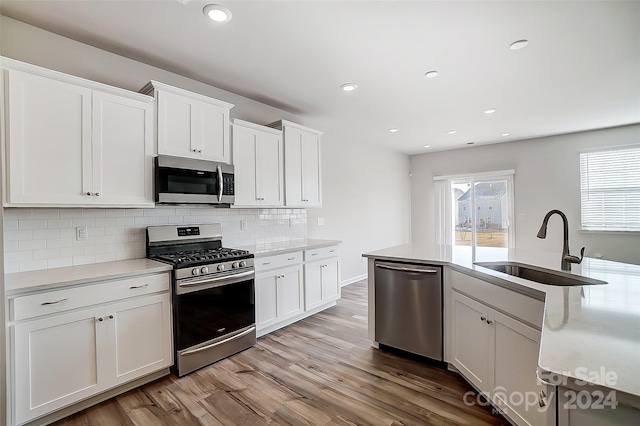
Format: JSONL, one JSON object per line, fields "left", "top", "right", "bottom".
{"left": 451, "top": 291, "right": 492, "bottom": 391}
{"left": 156, "top": 90, "right": 198, "bottom": 159}
{"left": 6, "top": 69, "right": 92, "bottom": 205}
{"left": 256, "top": 273, "right": 279, "bottom": 330}
{"left": 257, "top": 131, "right": 284, "bottom": 206}
{"left": 103, "top": 293, "right": 172, "bottom": 388}
{"left": 280, "top": 267, "right": 304, "bottom": 320}
{"left": 284, "top": 126, "right": 321, "bottom": 207}
{"left": 304, "top": 261, "right": 323, "bottom": 311}
{"left": 13, "top": 306, "right": 105, "bottom": 424}
{"left": 492, "top": 311, "right": 545, "bottom": 426}
{"left": 300, "top": 130, "right": 322, "bottom": 207}
{"left": 232, "top": 126, "right": 259, "bottom": 206}
{"left": 92, "top": 91, "right": 153, "bottom": 206}
{"left": 320, "top": 258, "right": 340, "bottom": 303}
{"left": 196, "top": 100, "right": 230, "bottom": 163}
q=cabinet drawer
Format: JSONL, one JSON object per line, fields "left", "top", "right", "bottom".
{"left": 255, "top": 252, "right": 303, "bottom": 272}
{"left": 450, "top": 269, "right": 544, "bottom": 328}
{"left": 304, "top": 246, "right": 339, "bottom": 261}
{"left": 11, "top": 273, "right": 170, "bottom": 321}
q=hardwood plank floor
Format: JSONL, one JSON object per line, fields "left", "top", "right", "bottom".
{"left": 54, "top": 280, "right": 507, "bottom": 426}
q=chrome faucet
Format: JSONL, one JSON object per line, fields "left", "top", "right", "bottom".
{"left": 537, "top": 209, "right": 585, "bottom": 271}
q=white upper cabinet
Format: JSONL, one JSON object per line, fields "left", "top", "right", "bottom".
{"left": 141, "top": 81, "right": 233, "bottom": 163}
{"left": 232, "top": 119, "right": 284, "bottom": 207}
{"left": 2, "top": 58, "right": 154, "bottom": 207}
{"left": 269, "top": 120, "right": 322, "bottom": 207}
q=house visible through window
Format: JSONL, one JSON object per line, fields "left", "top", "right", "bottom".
{"left": 580, "top": 145, "right": 640, "bottom": 231}
{"left": 434, "top": 170, "right": 515, "bottom": 261}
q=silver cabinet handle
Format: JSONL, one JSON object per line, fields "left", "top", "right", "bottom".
{"left": 95, "top": 192, "right": 100, "bottom": 196}
{"left": 198, "top": 149, "right": 202, "bottom": 153}
{"left": 182, "top": 327, "right": 256, "bottom": 356}
{"left": 480, "top": 316, "right": 487, "bottom": 322}
{"left": 129, "top": 284, "right": 149, "bottom": 289}
{"left": 329, "top": 250, "right": 336, "bottom": 253}
{"left": 486, "top": 319, "right": 493, "bottom": 325}
{"left": 375, "top": 264, "right": 438, "bottom": 274}
{"left": 86, "top": 192, "right": 91, "bottom": 196}
{"left": 41, "top": 298, "right": 68, "bottom": 306}
{"left": 97, "top": 317, "right": 104, "bottom": 322}
{"left": 311, "top": 253, "right": 318, "bottom": 256}
{"left": 108, "top": 315, "right": 114, "bottom": 320}
{"left": 539, "top": 390, "right": 547, "bottom": 407}
{"left": 288, "top": 257, "right": 296, "bottom": 261}
{"left": 262, "top": 262, "right": 271, "bottom": 265}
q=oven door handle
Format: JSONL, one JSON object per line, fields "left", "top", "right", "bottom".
{"left": 178, "top": 270, "right": 255, "bottom": 289}
{"left": 217, "top": 164, "right": 223, "bottom": 202}
{"left": 181, "top": 326, "right": 256, "bottom": 356}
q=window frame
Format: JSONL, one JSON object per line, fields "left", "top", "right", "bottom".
{"left": 579, "top": 145, "right": 640, "bottom": 233}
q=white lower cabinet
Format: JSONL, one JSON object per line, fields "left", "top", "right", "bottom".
{"left": 10, "top": 273, "right": 172, "bottom": 425}
{"left": 256, "top": 264, "right": 304, "bottom": 332}
{"left": 304, "top": 257, "right": 339, "bottom": 311}
{"left": 450, "top": 275, "right": 546, "bottom": 426}
{"left": 255, "top": 244, "right": 341, "bottom": 337}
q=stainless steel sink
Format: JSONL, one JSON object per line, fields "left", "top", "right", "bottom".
{"left": 474, "top": 261, "right": 607, "bottom": 286}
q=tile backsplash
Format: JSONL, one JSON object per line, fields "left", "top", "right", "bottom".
{"left": 3, "top": 206, "right": 307, "bottom": 273}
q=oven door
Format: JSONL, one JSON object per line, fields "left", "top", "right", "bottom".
{"left": 174, "top": 269, "right": 255, "bottom": 351}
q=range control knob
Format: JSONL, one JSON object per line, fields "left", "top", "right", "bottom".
{"left": 191, "top": 268, "right": 200, "bottom": 276}
{"left": 232, "top": 262, "right": 239, "bottom": 269}
{"left": 201, "top": 266, "right": 209, "bottom": 274}
{"left": 239, "top": 260, "right": 247, "bottom": 268}
{"left": 217, "top": 264, "right": 225, "bottom": 271}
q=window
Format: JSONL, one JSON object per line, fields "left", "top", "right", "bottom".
{"left": 434, "top": 170, "right": 515, "bottom": 261}
{"left": 580, "top": 145, "right": 640, "bottom": 231}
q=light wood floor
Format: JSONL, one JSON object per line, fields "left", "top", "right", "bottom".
{"left": 54, "top": 280, "right": 506, "bottom": 425}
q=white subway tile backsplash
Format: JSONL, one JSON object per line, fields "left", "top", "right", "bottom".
{"left": 4, "top": 206, "right": 307, "bottom": 273}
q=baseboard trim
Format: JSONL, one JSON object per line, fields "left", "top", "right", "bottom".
{"left": 341, "top": 273, "right": 367, "bottom": 287}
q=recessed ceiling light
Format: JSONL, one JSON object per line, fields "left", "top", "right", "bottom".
{"left": 501, "top": 132, "right": 510, "bottom": 137}
{"left": 510, "top": 39, "right": 529, "bottom": 50}
{"left": 424, "top": 71, "right": 439, "bottom": 79}
{"left": 447, "top": 130, "right": 457, "bottom": 135}
{"left": 423, "top": 145, "right": 431, "bottom": 148}
{"left": 389, "top": 128, "right": 399, "bottom": 133}
{"left": 483, "top": 108, "right": 497, "bottom": 114}
{"left": 203, "top": 4, "right": 232, "bottom": 22}
{"left": 340, "top": 83, "right": 358, "bottom": 92}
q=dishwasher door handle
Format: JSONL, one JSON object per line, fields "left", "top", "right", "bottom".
{"left": 376, "top": 264, "right": 439, "bottom": 274}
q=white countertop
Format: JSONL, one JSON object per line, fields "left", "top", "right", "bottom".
{"left": 5, "top": 259, "right": 173, "bottom": 297}
{"left": 363, "top": 244, "right": 640, "bottom": 405}
{"left": 238, "top": 238, "right": 341, "bottom": 257}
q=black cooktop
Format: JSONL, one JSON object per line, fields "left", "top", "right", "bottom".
{"left": 152, "top": 247, "right": 253, "bottom": 267}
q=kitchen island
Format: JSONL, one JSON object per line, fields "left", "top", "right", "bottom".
{"left": 363, "top": 244, "right": 640, "bottom": 425}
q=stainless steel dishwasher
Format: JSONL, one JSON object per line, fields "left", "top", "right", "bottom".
{"left": 374, "top": 260, "right": 443, "bottom": 361}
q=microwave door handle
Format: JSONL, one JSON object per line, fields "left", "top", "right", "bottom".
{"left": 217, "top": 164, "right": 223, "bottom": 202}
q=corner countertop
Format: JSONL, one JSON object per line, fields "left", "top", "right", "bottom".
{"left": 363, "top": 244, "right": 640, "bottom": 406}
{"left": 238, "top": 239, "right": 341, "bottom": 258}
{"left": 5, "top": 259, "right": 173, "bottom": 297}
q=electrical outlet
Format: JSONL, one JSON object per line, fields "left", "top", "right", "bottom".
{"left": 240, "top": 220, "right": 247, "bottom": 231}
{"left": 317, "top": 218, "right": 325, "bottom": 226}
{"left": 76, "top": 226, "right": 88, "bottom": 241}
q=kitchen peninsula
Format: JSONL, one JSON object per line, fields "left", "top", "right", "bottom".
{"left": 363, "top": 244, "right": 640, "bottom": 426}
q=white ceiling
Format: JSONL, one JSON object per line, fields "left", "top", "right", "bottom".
{"left": 1, "top": 0, "right": 639, "bottom": 155}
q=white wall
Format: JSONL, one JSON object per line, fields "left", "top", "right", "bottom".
{"left": 0, "top": 15, "right": 412, "bottom": 281}
{"left": 411, "top": 124, "right": 640, "bottom": 265}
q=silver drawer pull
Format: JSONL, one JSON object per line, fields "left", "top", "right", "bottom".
{"left": 41, "top": 298, "right": 68, "bottom": 306}
{"left": 329, "top": 250, "right": 335, "bottom": 253}
{"left": 263, "top": 262, "right": 271, "bottom": 265}
{"left": 129, "top": 284, "right": 149, "bottom": 289}
{"left": 288, "top": 257, "right": 296, "bottom": 261}
{"left": 311, "top": 253, "right": 318, "bottom": 256}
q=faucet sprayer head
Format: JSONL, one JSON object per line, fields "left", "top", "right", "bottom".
{"left": 537, "top": 222, "right": 548, "bottom": 239}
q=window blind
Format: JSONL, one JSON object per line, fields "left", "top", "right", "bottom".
{"left": 580, "top": 146, "right": 640, "bottom": 231}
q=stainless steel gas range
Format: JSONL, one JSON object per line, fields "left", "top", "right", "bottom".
{"left": 146, "top": 224, "right": 255, "bottom": 377}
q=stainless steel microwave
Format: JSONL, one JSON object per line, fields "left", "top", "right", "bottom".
{"left": 154, "top": 155, "right": 235, "bottom": 205}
